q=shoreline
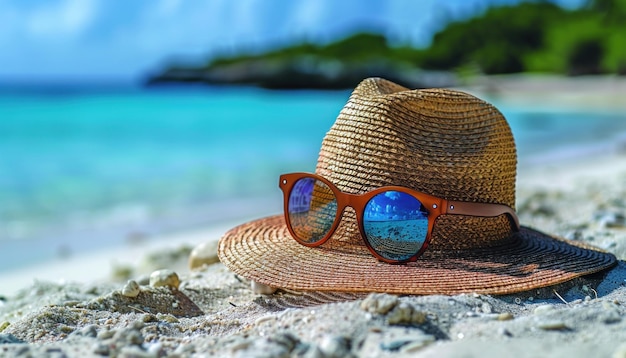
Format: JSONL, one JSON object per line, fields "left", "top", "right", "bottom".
{"left": 0, "top": 220, "right": 240, "bottom": 297}
{"left": 0, "top": 193, "right": 281, "bottom": 273}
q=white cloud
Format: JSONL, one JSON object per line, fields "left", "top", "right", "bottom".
{"left": 26, "top": 0, "right": 98, "bottom": 38}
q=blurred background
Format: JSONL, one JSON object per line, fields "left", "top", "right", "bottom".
{"left": 2, "top": 0, "right": 626, "bottom": 272}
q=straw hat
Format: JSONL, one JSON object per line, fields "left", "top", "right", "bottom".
{"left": 218, "top": 77, "right": 616, "bottom": 295}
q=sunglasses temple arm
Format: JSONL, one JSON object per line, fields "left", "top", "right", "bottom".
{"left": 444, "top": 200, "right": 521, "bottom": 231}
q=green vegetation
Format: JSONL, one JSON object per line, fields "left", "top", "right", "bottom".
{"left": 208, "top": 33, "right": 396, "bottom": 68}
{"left": 149, "top": 0, "right": 626, "bottom": 89}
{"left": 425, "top": 0, "right": 626, "bottom": 75}
{"left": 422, "top": 2, "right": 565, "bottom": 74}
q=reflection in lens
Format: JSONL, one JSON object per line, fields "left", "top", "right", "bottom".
{"left": 288, "top": 177, "right": 338, "bottom": 244}
{"left": 363, "top": 191, "right": 429, "bottom": 261}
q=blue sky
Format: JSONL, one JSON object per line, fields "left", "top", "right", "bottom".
{"left": 0, "top": 0, "right": 584, "bottom": 82}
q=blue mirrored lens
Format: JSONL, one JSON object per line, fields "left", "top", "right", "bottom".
{"left": 363, "top": 191, "right": 429, "bottom": 261}
{"left": 288, "top": 177, "right": 338, "bottom": 244}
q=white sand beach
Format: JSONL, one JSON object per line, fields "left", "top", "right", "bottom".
{"left": 461, "top": 74, "right": 626, "bottom": 110}
{"left": 2, "top": 75, "right": 626, "bottom": 357}
{"left": 0, "top": 222, "right": 239, "bottom": 297}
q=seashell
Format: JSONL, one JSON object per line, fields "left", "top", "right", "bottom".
{"left": 188, "top": 241, "right": 220, "bottom": 270}
{"left": 360, "top": 293, "right": 399, "bottom": 314}
{"left": 121, "top": 280, "right": 141, "bottom": 298}
{"left": 149, "top": 269, "right": 180, "bottom": 289}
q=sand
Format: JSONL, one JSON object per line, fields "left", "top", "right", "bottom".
{"left": 2, "top": 75, "right": 626, "bottom": 357}
{"left": 460, "top": 74, "right": 626, "bottom": 110}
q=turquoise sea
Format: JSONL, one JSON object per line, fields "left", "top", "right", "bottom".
{"left": 1, "top": 84, "right": 626, "bottom": 272}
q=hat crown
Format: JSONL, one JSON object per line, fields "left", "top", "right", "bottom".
{"left": 315, "top": 78, "right": 517, "bottom": 249}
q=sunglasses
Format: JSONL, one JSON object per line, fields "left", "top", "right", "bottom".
{"left": 279, "top": 172, "right": 520, "bottom": 264}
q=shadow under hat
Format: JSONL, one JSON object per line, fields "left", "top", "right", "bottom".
{"left": 218, "top": 77, "right": 616, "bottom": 295}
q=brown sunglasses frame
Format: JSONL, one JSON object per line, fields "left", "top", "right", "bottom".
{"left": 279, "top": 172, "right": 520, "bottom": 264}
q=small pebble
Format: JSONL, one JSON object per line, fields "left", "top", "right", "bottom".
{"left": 149, "top": 269, "right": 180, "bottom": 289}
{"left": 319, "top": 335, "right": 351, "bottom": 358}
{"left": 497, "top": 312, "right": 514, "bottom": 321}
{"left": 387, "top": 302, "right": 427, "bottom": 325}
{"left": 537, "top": 321, "right": 569, "bottom": 331}
{"left": 251, "top": 281, "right": 278, "bottom": 295}
{"left": 0, "top": 322, "right": 9, "bottom": 332}
{"left": 188, "top": 241, "right": 220, "bottom": 270}
{"left": 121, "top": 280, "right": 141, "bottom": 298}
{"left": 533, "top": 305, "right": 555, "bottom": 316}
{"left": 360, "top": 293, "right": 399, "bottom": 314}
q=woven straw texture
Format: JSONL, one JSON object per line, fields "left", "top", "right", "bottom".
{"left": 218, "top": 215, "right": 615, "bottom": 295}
{"left": 218, "top": 77, "right": 617, "bottom": 295}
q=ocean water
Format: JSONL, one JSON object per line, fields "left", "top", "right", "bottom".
{"left": 1, "top": 84, "right": 626, "bottom": 271}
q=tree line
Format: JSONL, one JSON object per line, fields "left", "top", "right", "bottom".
{"left": 206, "top": 0, "right": 626, "bottom": 77}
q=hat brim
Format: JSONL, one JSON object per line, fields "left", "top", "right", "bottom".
{"left": 218, "top": 215, "right": 617, "bottom": 295}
